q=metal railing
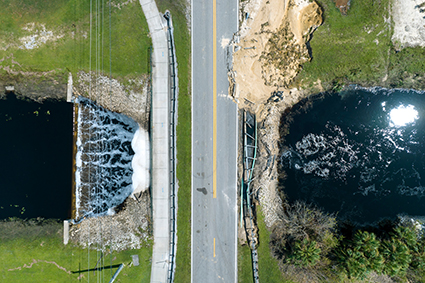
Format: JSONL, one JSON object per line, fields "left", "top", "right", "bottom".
{"left": 164, "top": 11, "right": 178, "bottom": 283}
{"left": 242, "top": 110, "right": 260, "bottom": 283}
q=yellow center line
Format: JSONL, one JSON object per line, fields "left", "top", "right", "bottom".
{"left": 213, "top": 238, "right": 216, "bottom": 257}
{"left": 213, "top": 0, "right": 217, "bottom": 199}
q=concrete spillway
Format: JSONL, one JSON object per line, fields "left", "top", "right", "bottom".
{"left": 73, "top": 97, "right": 150, "bottom": 220}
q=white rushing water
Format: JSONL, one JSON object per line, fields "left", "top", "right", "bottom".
{"left": 131, "top": 128, "right": 150, "bottom": 196}
{"left": 75, "top": 97, "right": 149, "bottom": 220}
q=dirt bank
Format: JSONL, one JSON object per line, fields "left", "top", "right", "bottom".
{"left": 0, "top": 71, "right": 67, "bottom": 102}
{"left": 233, "top": 0, "right": 322, "bottom": 113}
{"left": 234, "top": 0, "right": 323, "bottom": 228}
{"left": 73, "top": 71, "right": 150, "bottom": 127}
{"left": 335, "top": 0, "right": 351, "bottom": 15}
{"left": 69, "top": 195, "right": 151, "bottom": 251}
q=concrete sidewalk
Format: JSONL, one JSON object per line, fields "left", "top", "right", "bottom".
{"left": 139, "top": 0, "right": 171, "bottom": 282}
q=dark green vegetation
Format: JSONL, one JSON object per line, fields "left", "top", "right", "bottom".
{"left": 0, "top": 219, "right": 152, "bottom": 282}
{"left": 154, "top": 0, "right": 191, "bottom": 282}
{"left": 264, "top": 200, "right": 425, "bottom": 282}
{"left": 336, "top": 226, "right": 425, "bottom": 281}
{"left": 297, "top": 0, "right": 425, "bottom": 91}
{"left": 0, "top": 0, "right": 151, "bottom": 84}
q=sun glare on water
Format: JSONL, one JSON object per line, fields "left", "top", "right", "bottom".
{"left": 389, "top": 105, "right": 419, "bottom": 127}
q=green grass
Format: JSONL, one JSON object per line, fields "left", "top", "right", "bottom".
{"left": 154, "top": 0, "right": 191, "bottom": 282}
{"left": 298, "top": 0, "right": 425, "bottom": 91}
{"left": 298, "top": 0, "right": 392, "bottom": 88}
{"left": 0, "top": 222, "right": 152, "bottom": 282}
{"left": 257, "top": 208, "right": 295, "bottom": 283}
{"left": 0, "top": 0, "right": 151, "bottom": 82}
{"left": 238, "top": 243, "right": 254, "bottom": 283}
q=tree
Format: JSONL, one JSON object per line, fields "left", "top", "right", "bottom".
{"left": 290, "top": 238, "right": 321, "bottom": 267}
{"left": 339, "top": 248, "right": 369, "bottom": 280}
{"left": 337, "top": 231, "right": 383, "bottom": 279}
{"left": 393, "top": 225, "right": 425, "bottom": 271}
{"left": 380, "top": 238, "right": 412, "bottom": 277}
{"left": 353, "top": 231, "right": 384, "bottom": 273}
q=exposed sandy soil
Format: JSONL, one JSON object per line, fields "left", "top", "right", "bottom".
{"left": 69, "top": 196, "right": 151, "bottom": 252}
{"left": 392, "top": 0, "right": 425, "bottom": 48}
{"left": 74, "top": 71, "right": 150, "bottom": 127}
{"left": 232, "top": 0, "right": 322, "bottom": 113}
{"left": 335, "top": 0, "right": 351, "bottom": 15}
{"left": 233, "top": 0, "right": 323, "bottom": 228}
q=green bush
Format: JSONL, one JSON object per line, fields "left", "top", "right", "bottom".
{"left": 337, "top": 231, "right": 383, "bottom": 279}
{"left": 289, "top": 239, "right": 321, "bottom": 267}
{"left": 381, "top": 238, "right": 411, "bottom": 277}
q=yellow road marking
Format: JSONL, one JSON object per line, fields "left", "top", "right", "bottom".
{"left": 213, "top": 0, "right": 217, "bottom": 199}
{"left": 214, "top": 238, "right": 216, "bottom": 257}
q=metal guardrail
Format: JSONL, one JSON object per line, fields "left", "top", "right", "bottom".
{"left": 242, "top": 110, "right": 260, "bottom": 283}
{"left": 164, "top": 11, "right": 178, "bottom": 283}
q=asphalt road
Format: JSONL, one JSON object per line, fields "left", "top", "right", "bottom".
{"left": 191, "top": 0, "right": 239, "bottom": 282}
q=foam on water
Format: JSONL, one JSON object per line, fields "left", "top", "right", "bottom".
{"left": 131, "top": 128, "right": 150, "bottom": 196}
{"left": 74, "top": 97, "right": 149, "bottom": 220}
{"left": 280, "top": 87, "right": 425, "bottom": 223}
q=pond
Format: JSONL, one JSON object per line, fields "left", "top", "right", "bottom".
{"left": 0, "top": 93, "right": 73, "bottom": 220}
{"left": 280, "top": 87, "right": 425, "bottom": 225}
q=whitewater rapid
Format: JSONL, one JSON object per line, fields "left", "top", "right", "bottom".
{"left": 74, "top": 97, "right": 150, "bottom": 220}
{"left": 131, "top": 128, "right": 150, "bottom": 197}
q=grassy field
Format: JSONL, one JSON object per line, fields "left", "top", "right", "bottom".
{"left": 257, "top": 208, "right": 295, "bottom": 283}
{"left": 298, "top": 0, "right": 391, "bottom": 89}
{"left": 0, "top": 0, "right": 151, "bottom": 82}
{"left": 154, "top": 0, "right": 191, "bottom": 282}
{"left": 297, "top": 0, "right": 425, "bottom": 91}
{"left": 238, "top": 243, "right": 254, "bottom": 283}
{"left": 0, "top": 220, "right": 152, "bottom": 282}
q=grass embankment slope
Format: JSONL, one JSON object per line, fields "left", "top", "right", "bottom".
{"left": 0, "top": 0, "right": 151, "bottom": 84}
{"left": 298, "top": 0, "right": 425, "bottom": 91}
{"left": 238, "top": 209, "right": 296, "bottom": 283}
{"left": 0, "top": 0, "right": 154, "bottom": 281}
{"left": 154, "top": 0, "right": 191, "bottom": 282}
{"left": 0, "top": 220, "right": 152, "bottom": 282}
{"left": 257, "top": 209, "right": 295, "bottom": 283}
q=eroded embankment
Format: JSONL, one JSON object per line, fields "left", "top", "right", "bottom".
{"left": 233, "top": 0, "right": 323, "bottom": 228}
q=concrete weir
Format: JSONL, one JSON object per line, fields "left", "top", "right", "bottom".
{"left": 66, "top": 72, "right": 73, "bottom": 103}
{"left": 63, "top": 220, "right": 69, "bottom": 245}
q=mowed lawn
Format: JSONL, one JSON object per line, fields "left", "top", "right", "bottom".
{"left": 0, "top": 0, "right": 152, "bottom": 80}
{"left": 0, "top": 224, "right": 152, "bottom": 282}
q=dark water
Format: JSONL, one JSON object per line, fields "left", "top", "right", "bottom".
{"left": 0, "top": 93, "right": 73, "bottom": 220}
{"left": 280, "top": 87, "right": 425, "bottom": 225}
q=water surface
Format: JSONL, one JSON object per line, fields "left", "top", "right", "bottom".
{"left": 281, "top": 87, "right": 425, "bottom": 224}
{"left": 0, "top": 93, "right": 72, "bottom": 219}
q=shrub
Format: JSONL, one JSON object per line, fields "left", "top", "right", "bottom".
{"left": 337, "top": 231, "right": 384, "bottom": 279}
{"left": 279, "top": 201, "right": 336, "bottom": 242}
{"left": 290, "top": 238, "right": 321, "bottom": 267}
{"left": 380, "top": 238, "right": 411, "bottom": 277}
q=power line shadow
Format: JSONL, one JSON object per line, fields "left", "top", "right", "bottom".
{"left": 72, "top": 264, "right": 122, "bottom": 274}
